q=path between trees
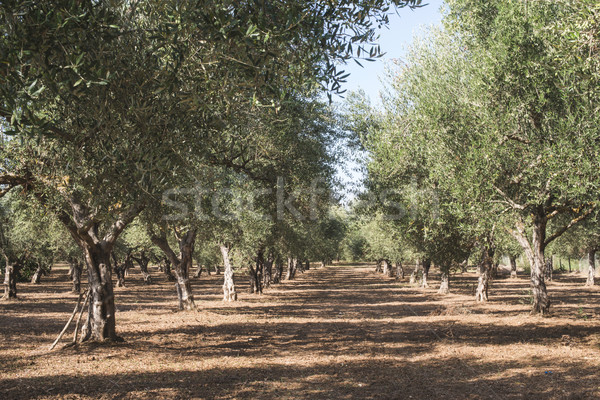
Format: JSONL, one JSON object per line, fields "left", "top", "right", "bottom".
{"left": 0, "top": 263, "right": 599, "bottom": 399}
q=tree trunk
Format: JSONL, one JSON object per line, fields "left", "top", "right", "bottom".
{"left": 438, "top": 267, "right": 450, "bottom": 294}
{"left": 220, "top": 245, "right": 237, "bottom": 301}
{"left": 272, "top": 256, "right": 283, "bottom": 284}
{"left": 263, "top": 254, "right": 273, "bottom": 289}
{"left": 512, "top": 212, "right": 550, "bottom": 314}
{"left": 80, "top": 244, "right": 118, "bottom": 342}
{"left": 409, "top": 261, "right": 421, "bottom": 285}
{"left": 490, "top": 262, "right": 499, "bottom": 279}
{"left": 194, "top": 265, "right": 203, "bottom": 278}
{"left": 151, "top": 231, "right": 197, "bottom": 310}
{"left": 172, "top": 231, "right": 196, "bottom": 310}
{"left": 285, "top": 257, "right": 297, "bottom": 280}
{"left": 475, "top": 250, "right": 492, "bottom": 302}
{"left": 305, "top": 260, "right": 310, "bottom": 271}
{"left": 133, "top": 251, "right": 152, "bottom": 284}
{"left": 545, "top": 255, "right": 553, "bottom": 282}
{"left": 422, "top": 259, "right": 431, "bottom": 288}
{"left": 395, "top": 261, "right": 404, "bottom": 279}
{"left": 510, "top": 255, "right": 518, "bottom": 278}
{"left": 111, "top": 253, "right": 127, "bottom": 288}
{"left": 31, "top": 259, "right": 50, "bottom": 284}
{"left": 2, "top": 255, "right": 19, "bottom": 299}
{"left": 382, "top": 259, "right": 393, "bottom": 277}
{"left": 586, "top": 249, "right": 596, "bottom": 286}
{"left": 375, "top": 259, "right": 383, "bottom": 273}
{"left": 162, "top": 257, "right": 175, "bottom": 281}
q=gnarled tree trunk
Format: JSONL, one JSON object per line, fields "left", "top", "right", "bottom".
{"left": 272, "top": 256, "right": 283, "bottom": 284}
{"left": 263, "top": 253, "right": 273, "bottom": 289}
{"left": 511, "top": 211, "right": 550, "bottom": 314}
{"left": 438, "top": 267, "right": 450, "bottom": 294}
{"left": 285, "top": 257, "right": 297, "bottom": 280}
{"left": 422, "top": 259, "right": 431, "bottom": 288}
{"left": 510, "top": 255, "right": 518, "bottom": 278}
{"left": 152, "top": 230, "right": 197, "bottom": 310}
{"left": 395, "top": 261, "right": 404, "bottom": 279}
{"left": 31, "top": 260, "right": 50, "bottom": 284}
{"left": 111, "top": 252, "right": 127, "bottom": 288}
{"left": 2, "top": 254, "right": 19, "bottom": 300}
{"left": 132, "top": 251, "right": 152, "bottom": 284}
{"left": 382, "top": 259, "right": 393, "bottom": 277}
{"left": 409, "top": 260, "right": 421, "bottom": 285}
{"left": 545, "top": 255, "right": 553, "bottom": 282}
{"left": 475, "top": 247, "right": 493, "bottom": 302}
{"left": 69, "top": 258, "right": 83, "bottom": 293}
{"left": 220, "top": 244, "right": 237, "bottom": 301}
{"left": 80, "top": 243, "right": 118, "bottom": 342}
{"left": 586, "top": 249, "right": 596, "bottom": 286}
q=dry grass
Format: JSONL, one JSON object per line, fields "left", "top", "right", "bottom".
{"left": 1, "top": 263, "right": 599, "bottom": 399}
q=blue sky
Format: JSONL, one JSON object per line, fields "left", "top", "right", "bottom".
{"left": 335, "top": 1, "right": 445, "bottom": 202}
{"left": 341, "top": 1, "right": 445, "bottom": 104}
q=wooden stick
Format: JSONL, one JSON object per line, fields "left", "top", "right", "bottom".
{"left": 49, "top": 292, "right": 83, "bottom": 350}
{"left": 72, "top": 288, "right": 90, "bottom": 344}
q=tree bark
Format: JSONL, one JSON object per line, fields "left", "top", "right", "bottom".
{"left": 30, "top": 262, "right": 48, "bottom": 284}
{"left": 161, "top": 257, "right": 176, "bottom": 281}
{"left": 395, "top": 261, "right": 404, "bottom": 279}
{"left": 510, "top": 255, "right": 518, "bottom": 278}
{"left": 409, "top": 260, "right": 421, "bottom": 285}
{"left": 2, "top": 254, "right": 19, "bottom": 300}
{"left": 111, "top": 252, "right": 127, "bottom": 288}
{"left": 422, "top": 259, "right": 431, "bottom": 288}
{"left": 69, "top": 258, "right": 83, "bottom": 293}
{"left": 285, "top": 257, "right": 297, "bottom": 280}
{"left": 263, "top": 253, "right": 273, "bottom": 289}
{"left": 151, "top": 230, "right": 197, "bottom": 310}
{"left": 586, "top": 249, "right": 596, "bottom": 286}
{"left": 511, "top": 211, "right": 550, "bottom": 314}
{"left": 305, "top": 260, "right": 310, "bottom": 271}
{"left": 476, "top": 248, "right": 493, "bottom": 302}
{"left": 132, "top": 251, "right": 152, "bottom": 284}
{"left": 438, "top": 267, "right": 450, "bottom": 294}
{"left": 220, "top": 244, "right": 237, "bottom": 301}
{"left": 375, "top": 259, "right": 383, "bottom": 273}
{"left": 545, "top": 255, "right": 553, "bottom": 282}
{"left": 272, "top": 256, "right": 283, "bottom": 284}
{"left": 382, "top": 259, "right": 393, "bottom": 277}
{"left": 80, "top": 244, "right": 118, "bottom": 342}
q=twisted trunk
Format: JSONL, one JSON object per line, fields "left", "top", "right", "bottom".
{"left": 586, "top": 249, "right": 596, "bottom": 286}
{"left": 132, "top": 251, "right": 152, "bottom": 284}
{"left": 161, "top": 257, "right": 175, "bottom": 281}
{"left": 409, "top": 261, "right": 421, "bottom": 285}
{"left": 438, "top": 267, "right": 450, "bottom": 294}
{"left": 111, "top": 252, "right": 127, "bottom": 288}
{"left": 395, "top": 261, "right": 404, "bottom": 279}
{"left": 510, "top": 255, "right": 518, "bottom": 278}
{"left": 152, "top": 230, "right": 197, "bottom": 310}
{"left": 272, "top": 256, "right": 283, "bottom": 284}
{"left": 476, "top": 247, "right": 493, "bottom": 302}
{"left": 220, "top": 245, "right": 237, "bottom": 301}
{"left": 80, "top": 244, "right": 118, "bottom": 342}
{"left": 511, "top": 211, "right": 550, "bottom": 314}
{"left": 421, "top": 259, "right": 431, "bottom": 288}
{"left": 2, "top": 254, "right": 19, "bottom": 299}
{"left": 382, "top": 259, "right": 393, "bottom": 277}
{"left": 285, "top": 257, "right": 297, "bottom": 280}
{"left": 263, "top": 253, "right": 273, "bottom": 289}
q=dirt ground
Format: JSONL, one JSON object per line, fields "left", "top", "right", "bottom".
{"left": 1, "top": 263, "right": 599, "bottom": 400}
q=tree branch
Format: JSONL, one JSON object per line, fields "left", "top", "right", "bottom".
{"left": 493, "top": 185, "right": 526, "bottom": 210}
{"left": 544, "top": 206, "right": 595, "bottom": 247}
